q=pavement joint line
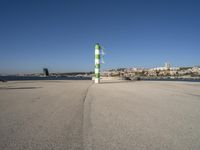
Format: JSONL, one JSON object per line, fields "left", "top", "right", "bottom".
{"left": 83, "top": 82, "right": 94, "bottom": 103}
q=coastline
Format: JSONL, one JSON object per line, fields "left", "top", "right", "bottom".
{"left": 1, "top": 75, "right": 200, "bottom": 82}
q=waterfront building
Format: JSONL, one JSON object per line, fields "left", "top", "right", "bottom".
{"left": 43, "top": 68, "right": 49, "bottom": 77}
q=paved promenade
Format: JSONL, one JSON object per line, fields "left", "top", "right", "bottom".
{"left": 0, "top": 80, "right": 92, "bottom": 150}
{"left": 0, "top": 80, "right": 200, "bottom": 150}
{"left": 84, "top": 80, "right": 200, "bottom": 150}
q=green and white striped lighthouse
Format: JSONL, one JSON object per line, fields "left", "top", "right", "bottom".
{"left": 95, "top": 43, "right": 101, "bottom": 83}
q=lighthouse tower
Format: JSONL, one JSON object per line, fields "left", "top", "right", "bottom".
{"left": 95, "top": 43, "right": 101, "bottom": 83}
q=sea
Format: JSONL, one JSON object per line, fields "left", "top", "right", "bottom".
{"left": 0, "top": 76, "right": 92, "bottom": 81}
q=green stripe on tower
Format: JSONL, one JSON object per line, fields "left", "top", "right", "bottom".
{"left": 95, "top": 64, "right": 100, "bottom": 68}
{"left": 95, "top": 73, "right": 100, "bottom": 78}
{"left": 95, "top": 44, "right": 100, "bottom": 50}
{"left": 95, "top": 54, "right": 100, "bottom": 59}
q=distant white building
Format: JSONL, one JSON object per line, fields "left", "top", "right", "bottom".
{"left": 153, "top": 63, "right": 179, "bottom": 71}
{"left": 165, "top": 62, "right": 171, "bottom": 69}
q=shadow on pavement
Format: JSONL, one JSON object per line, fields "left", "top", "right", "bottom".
{"left": 0, "top": 87, "right": 42, "bottom": 90}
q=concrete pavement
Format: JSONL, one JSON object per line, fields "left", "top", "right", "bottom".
{"left": 1, "top": 80, "right": 200, "bottom": 150}
{"left": 0, "top": 80, "right": 92, "bottom": 150}
{"left": 84, "top": 80, "right": 200, "bottom": 150}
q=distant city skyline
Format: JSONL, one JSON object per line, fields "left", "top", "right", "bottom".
{"left": 0, "top": 0, "right": 200, "bottom": 74}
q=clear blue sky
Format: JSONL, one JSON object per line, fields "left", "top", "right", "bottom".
{"left": 0, "top": 0, "right": 200, "bottom": 74}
